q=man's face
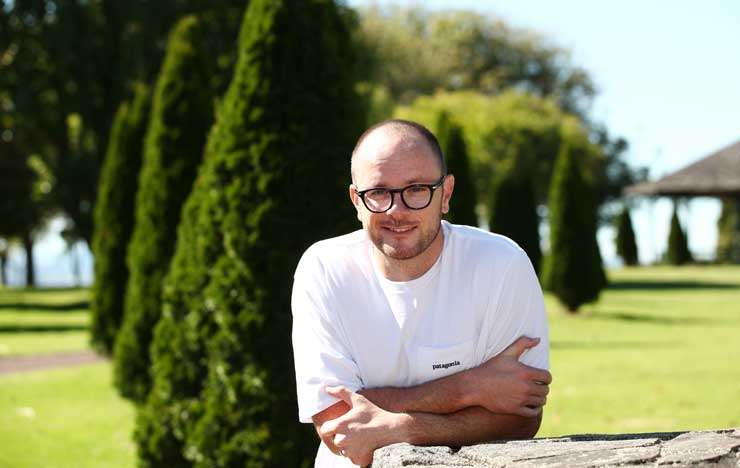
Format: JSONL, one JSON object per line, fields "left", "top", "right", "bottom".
{"left": 349, "top": 130, "right": 454, "bottom": 261}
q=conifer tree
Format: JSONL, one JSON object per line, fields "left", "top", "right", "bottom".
{"left": 90, "top": 85, "right": 151, "bottom": 354}
{"left": 135, "top": 1, "right": 363, "bottom": 466}
{"left": 443, "top": 119, "right": 478, "bottom": 226}
{"left": 615, "top": 205, "right": 639, "bottom": 266}
{"left": 542, "top": 144, "right": 605, "bottom": 312}
{"left": 666, "top": 202, "right": 692, "bottom": 265}
{"left": 716, "top": 197, "right": 740, "bottom": 263}
{"left": 489, "top": 156, "right": 541, "bottom": 273}
{"left": 114, "top": 15, "right": 216, "bottom": 402}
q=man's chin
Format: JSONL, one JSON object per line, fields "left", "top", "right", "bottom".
{"left": 379, "top": 243, "right": 422, "bottom": 261}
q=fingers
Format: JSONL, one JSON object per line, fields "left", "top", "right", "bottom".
{"left": 333, "top": 433, "right": 347, "bottom": 448}
{"left": 521, "top": 365, "right": 552, "bottom": 385}
{"left": 517, "top": 404, "right": 543, "bottom": 418}
{"left": 325, "top": 385, "right": 354, "bottom": 406}
{"left": 526, "top": 395, "right": 547, "bottom": 408}
{"left": 320, "top": 417, "right": 342, "bottom": 439}
{"left": 529, "top": 381, "right": 550, "bottom": 398}
{"left": 501, "top": 336, "right": 540, "bottom": 359}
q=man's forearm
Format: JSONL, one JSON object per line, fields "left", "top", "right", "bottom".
{"left": 400, "top": 406, "right": 542, "bottom": 446}
{"left": 395, "top": 406, "right": 542, "bottom": 447}
{"left": 359, "top": 338, "right": 551, "bottom": 419}
{"left": 359, "top": 368, "right": 475, "bottom": 414}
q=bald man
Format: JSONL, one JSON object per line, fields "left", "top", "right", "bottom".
{"left": 291, "top": 119, "right": 551, "bottom": 467}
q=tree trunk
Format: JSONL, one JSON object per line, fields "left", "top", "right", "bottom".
{"left": 22, "top": 231, "right": 35, "bottom": 287}
{"left": 0, "top": 250, "right": 7, "bottom": 286}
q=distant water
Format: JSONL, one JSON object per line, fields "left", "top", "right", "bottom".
{"left": 3, "top": 217, "right": 93, "bottom": 288}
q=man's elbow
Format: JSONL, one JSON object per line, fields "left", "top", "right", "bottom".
{"left": 512, "top": 412, "right": 543, "bottom": 439}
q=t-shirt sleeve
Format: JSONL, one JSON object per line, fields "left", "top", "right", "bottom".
{"left": 480, "top": 248, "right": 550, "bottom": 370}
{"left": 291, "top": 250, "right": 363, "bottom": 423}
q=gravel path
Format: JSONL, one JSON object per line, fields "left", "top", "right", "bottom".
{"left": 0, "top": 350, "right": 106, "bottom": 375}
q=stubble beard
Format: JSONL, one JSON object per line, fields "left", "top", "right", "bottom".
{"left": 370, "top": 213, "right": 443, "bottom": 261}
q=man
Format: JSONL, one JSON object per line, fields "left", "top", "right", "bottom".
{"left": 292, "top": 119, "right": 551, "bottom": 467}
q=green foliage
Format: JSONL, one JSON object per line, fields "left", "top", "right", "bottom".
{"left": 542, "top": 144, "right": 605, "bottom": 312}
{"left": 396, "top": 91, "right": 602, "bottom": 217}
{"left": 615, "top": 206, "right": 639, "bottom": 266}
{"left": 666, "top": 203, "right": 693, "bottom": 266}
{"left": 489, "top": 157, "right": 541, "bottom": 274}
{"left": 356, "top": 6, "right": 643, "bottom": 206}
{"left": 354, "top": 6, "right": 595, "bottom": 116}
{"left": 136, "top": 0, "right": 363, "bottom": 466}
{"left": 114, "top": 16, "right": 216, "bottom": 403}
{"left": 90, "top": 85, "right": 151, "bottom": 355}
{"left": 716, "top": 197, "right": 740, "bottom": 263}
{"left": 0, "top": 138, "right": 53, "bottom": 285}
{"left": 436, "top": 112, "right": 478, "bottom": 226}
{"left": 0, "top": 0, "right": 245, "bottom": 245}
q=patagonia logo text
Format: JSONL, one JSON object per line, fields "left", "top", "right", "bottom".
{"left": 432, "top": 360, "right": 460, "bottom": 371}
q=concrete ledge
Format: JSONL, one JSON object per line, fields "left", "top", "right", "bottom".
{"left": 372, "top": 428, "right": 740, "bottom": 467}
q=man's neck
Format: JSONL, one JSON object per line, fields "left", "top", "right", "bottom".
{"left": 373, "top": 225, "right": 445, "bottom": 282}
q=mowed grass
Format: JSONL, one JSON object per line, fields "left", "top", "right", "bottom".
{"left": 539, "top": 265, "right": 740, "bottom": 436}
{"left": 0, "top": 288, "right": 90, "bottom": 356}
{"left": 0, "top": 266, "right": 738, "bottom": 468}
{"left": 0, "top": 363, "right": 135, "bottom": 468}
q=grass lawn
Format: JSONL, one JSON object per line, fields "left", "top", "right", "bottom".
{"left": 0, "top": 363, "right": 135, "bottom": 468}
{"left": 0, "top": 288, "right": 89, "bottom": 357}
{"left": 539, "top": 265, "right": 740, "bottom": 436}
{"left": 0, "top": 265, "right": 738, "bottom": 467}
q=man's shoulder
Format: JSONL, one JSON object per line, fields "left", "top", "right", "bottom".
{"left": 296, "top": 228, "right": 369, "bottom": 274}
{"left": 446, "top": 222, "right": 525, "bottom": 262}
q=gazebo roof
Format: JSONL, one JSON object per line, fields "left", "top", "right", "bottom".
{"left": 625, "top": 139, "right": 740, "bottom": 197}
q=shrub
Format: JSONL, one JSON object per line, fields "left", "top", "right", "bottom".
{"left": 489, "top": 156, "right": 541, "bottom": 273}
{"left": 90, "top": 84, "right": 150, "bottom": 354}
{"left": 135, "top": 0, "right": 363, "bottom": 466}
{"left": 615, "top": 206, "right": 638, "bottom": 266}
{"left": 666, "top": 202, "right": 692, "bottom": 265}
{"left": 114, "top": 15, "right": 216, "bottom": 402}
{"left": 437, "top": 112, "right": 478, "bottom": 226}
{"left": 542, "top": 143, "right": 605, "bottom": 312}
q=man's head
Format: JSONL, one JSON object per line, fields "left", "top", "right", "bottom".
{"left": 349, "top": 119, "right": 455, "bottom": 261}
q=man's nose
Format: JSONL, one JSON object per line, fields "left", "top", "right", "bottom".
{"left": 385, "top": 192, "right": 411, "bottom": 216}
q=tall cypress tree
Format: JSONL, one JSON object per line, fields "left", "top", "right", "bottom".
{"left": 615, "top": 205, "right": 639, "bottom": 266}
{"left": 90, "top": 85, "right": 151, "bottom": 355}
{"left": 135, "top": 0, "right": 362, "bottom": 466}
{"left": 444, "top": 121, "right": 478, "bottom": 226}
{"left": 716, "top": 197, "right": 740, "bottom": 263}
{"left": 489, "top": 156, "right": 541, "bottom": 273}
{"left": 666, "top": 202, "right": 692, "bottom": 265}
{"left": 113, "top": 15, "right": 216, "bottom": 402}
{"left": 542, "top": 144, "right": 605, "bottom": 312}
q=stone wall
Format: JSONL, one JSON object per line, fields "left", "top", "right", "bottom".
{"left": 373, "top": 428, "right": 740, "bottom": 467}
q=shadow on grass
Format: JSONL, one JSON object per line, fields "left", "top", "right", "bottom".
{"left": 0, "top": 286, "right": 86, "bottom": 293}
{"left": 583, "top": 311, "right": 712, "bottom": 326}
{"left": 551, "top": 340, "right": 678, "bottom": 350}
{"left": 0, "top": 301, "right": 90, "bottom": 312}
{"left": 0, "top": 324, "right": 88, "bottom": 333}
{"left": 608, "top": 280, "right": 739, "bottom": 290}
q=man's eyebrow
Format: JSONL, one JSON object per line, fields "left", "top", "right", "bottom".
{"left": 365, "top": 177, "right": 440, "bottom": 189}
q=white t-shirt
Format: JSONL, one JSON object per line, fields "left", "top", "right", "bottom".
{"left": 291, "top": 221, "right": 549, "bottom": 467}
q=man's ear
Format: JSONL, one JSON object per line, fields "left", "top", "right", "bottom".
{"left": 349, "top": 184, "right": 363, "bottom": 222}
{"left": 441, "top": 174, "right": 455, "bottom": 214}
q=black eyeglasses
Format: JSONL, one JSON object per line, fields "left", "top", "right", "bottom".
{"left": 355, "top": 175, "right": 446, "bottom": 213}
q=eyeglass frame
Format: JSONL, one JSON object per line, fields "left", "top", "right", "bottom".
{"left": 354, "top": 175, "right": 447, "bottom": 213}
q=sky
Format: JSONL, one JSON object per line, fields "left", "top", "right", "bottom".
{"left": 5, "top": 0, "right": 740, "bottom": 285}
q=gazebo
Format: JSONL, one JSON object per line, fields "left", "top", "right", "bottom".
{"left": 625, "top": 139, "right": 740, "bottom": 263}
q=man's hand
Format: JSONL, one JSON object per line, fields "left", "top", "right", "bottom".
{"left": 468, "top": 336, "right": 552, "bottom": 417}
{"left": 318, "top": 386, "right": 407, "bottom": 467}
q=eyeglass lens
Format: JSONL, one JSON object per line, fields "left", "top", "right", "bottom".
{"left": 364, "top": 185, "right": 432, "bottom": 212}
